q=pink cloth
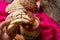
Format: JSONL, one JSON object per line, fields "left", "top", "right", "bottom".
{"left": 35, "top": 12, "right": 60, "bottom": 40}
{"left": 0, "top": 1, "right": 60, "bottom": 40}
{"left": 0, "top": 1, "right": 8, "bottom": 22}
{"left": 0, "top": 0, "right": 5, "bottom": 2}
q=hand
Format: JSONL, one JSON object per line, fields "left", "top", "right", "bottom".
{"left": 0, "top": 20, "right": 11, "bottom": 40}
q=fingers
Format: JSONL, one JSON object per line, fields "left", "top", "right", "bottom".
{"left": 0, "top": 19, "right": 11, "bottom": 40}
{"left": 0, "top": 19, "right": 11, "bottom": 30}
{"left": 2, "top": 32, "right": 11, "bottom": 40}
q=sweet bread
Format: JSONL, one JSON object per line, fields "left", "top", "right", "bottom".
{"left": 5, "top": 0, "right": 40, "bottom": 40}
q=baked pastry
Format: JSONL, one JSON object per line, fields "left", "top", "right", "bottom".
{"left": 5, "top": 0, "right": 40, "bottom": 40}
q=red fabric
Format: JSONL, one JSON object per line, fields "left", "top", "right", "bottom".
{"left": 0, "top": 1, "right": 60, "bottom": 40}
{"left": 0, "top": 1, "right": 8, "bottom": 22}
{"left": 0, "top": 0, "right": 5, "bottom": 2}
{"left": 35, "top": 12, "right": 60, "bottom": 40}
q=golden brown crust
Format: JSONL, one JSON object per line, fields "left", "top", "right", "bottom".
{"left": 5, "top": 0, "right": 39, "bottom": 39}
{"left": 15, "top": 34, "right": 25, "bottom": 40}
{"left": 22, "top": 16, "right": 40, "bottom": 31}
{"left": 19, "top": 0, "right": 37, "bottom": 13}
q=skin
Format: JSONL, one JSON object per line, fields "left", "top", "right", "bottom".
{"left": 0, "top": 20, "right": 11, "bottom": 40}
